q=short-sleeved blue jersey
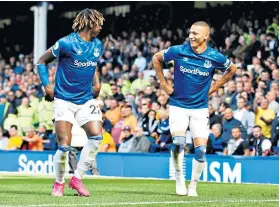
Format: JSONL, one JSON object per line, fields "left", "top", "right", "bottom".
{"left": 51, "top": 32, "right": 103, "bottom": 105}
{"left": 163, "top": 42, "right": 232, "bottom": 109}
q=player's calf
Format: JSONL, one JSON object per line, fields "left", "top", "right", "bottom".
{"left": 54, "top": 145, "right": 71, "bottom": 184}
{"left": 188, "top": 145, "right": 207, "bottom": 196}
{"left": 171, "top": 136, "right": 187, "bottom": 196}
{"left": 70, "top": 135, "right": 102, "bottom": 196}
{"left": 51, "top": 145, "right": 71, "bottom": 197}
{"left": 171, "top": 136, "right": 185, "bottom": 172}
{"left": 74, "top": 135, "right": 102, "bottom": 179}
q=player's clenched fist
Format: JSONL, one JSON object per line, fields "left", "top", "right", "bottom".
{"left": 44, "top": 85, "right": 54, "bottom": 102}
{"left": 208, "top": 87, "right": 217, "bottom": 96}
{"left": 161, "top": 83, "right": 173, "bottom": 95}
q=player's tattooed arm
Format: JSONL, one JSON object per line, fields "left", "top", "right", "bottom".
{"left": 208, "top": 64, "right": 237, "bottom": 96}
{"left": 152, "top": 51, "right": 174, "bottom": 95}
{"left": 38, "top": 48, "right": 57, "bottom": 101}
{"left": 93, "top": 66, "right": 101, "bottom": 98}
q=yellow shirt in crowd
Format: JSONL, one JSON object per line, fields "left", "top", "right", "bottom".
{"left": 99, "top": 131, "right": 116, "bottom": 152}
{"left": 7, "top": 136, "right": 23, "bottom": 150}
{"left": 255, "top": 107, "right": 275, "bottom": 138}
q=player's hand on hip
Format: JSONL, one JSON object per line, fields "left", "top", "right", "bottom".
{"left": 161, "top": 83, "right": 174, "bottom": 96}
{"left": 44, "top": 85, "right": 54, "bottom": 102}
{"left": 93, "top": 84, "right": 101, "bottom": 98}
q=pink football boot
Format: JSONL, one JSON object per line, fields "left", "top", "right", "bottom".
{"left": 51, "top": 181, "right": 65, "bottom": 197}
{"left": 69, "top": 176, "right": 90, "bottom": 197}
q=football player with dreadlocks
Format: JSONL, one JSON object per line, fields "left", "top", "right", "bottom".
{"left": 37, "top": 8, "right": 105, "bottom": 197}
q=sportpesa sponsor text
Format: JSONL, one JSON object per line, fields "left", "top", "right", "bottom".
{"left": 74, "top": 60, "right": 97, "bottom": 67}
{"left": 180, "top": 66, "right": 210, "bottom": 76}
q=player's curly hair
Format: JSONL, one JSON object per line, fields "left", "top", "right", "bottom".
{"left": 72, "top": 8, "right": 105, "bottom": 32}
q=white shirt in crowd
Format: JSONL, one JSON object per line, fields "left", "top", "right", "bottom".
{"left": 0, "top": 137, "right": 9, "bottom": 150}
{"left": 233, "top": 108, "right": 254, "bottom": 134}
{"left": 134, "top": 56, "right": 147, "bottom": 72}
{"left": 268, "top": 100, "right": 279, "bottom": 114}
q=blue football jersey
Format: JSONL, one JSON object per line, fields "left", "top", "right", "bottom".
{"left": 163, "top": 42, "right": 232, "bottom": 109}
{"left": 51, "top": 32, "right": 103, "bottom": 105}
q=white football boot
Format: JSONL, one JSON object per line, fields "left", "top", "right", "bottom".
{"left": 187, "top": 185, "right": 198, "bottom": 197}
{"left": 175, "top": 170, "right": 187, "bottom": 196}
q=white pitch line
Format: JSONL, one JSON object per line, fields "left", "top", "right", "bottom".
{"left": 0, "top": 199, "right": 278, "bottom": 207}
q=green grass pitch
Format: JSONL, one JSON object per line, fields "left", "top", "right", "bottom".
{"left": 0, "top": 176, "right": 278, "bottom": 207}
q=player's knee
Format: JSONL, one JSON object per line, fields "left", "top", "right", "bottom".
{"left": 83, "top": 122, "right": 102, "bottom": 136}
{"left": 171, "top": 136, "right": 185, "bottom": 153}
{"left": 56, "top": 134, "right": 71, "bottom": 145}
{"left": 194, "top": 145, "right": 206, "bottom": 162}
{"left": 172, "top": 136, "right": 185, "bottom": 145}
{"left": 91, "top": 129, "right": 102, "bottom": 136}
{"left": 85, "top": 124, "right": 102, "bottom": 136}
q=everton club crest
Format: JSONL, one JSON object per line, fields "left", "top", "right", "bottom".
{"left": 93, "top": 48, "right": 100, "bottom": 57}
{"left": 204, "top": 60, "right": 212, "bottom": 68}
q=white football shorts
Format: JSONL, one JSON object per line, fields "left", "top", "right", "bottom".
{"left": 53, "top": 98, "right": 102, "bottom": 126}
{"left": 169, "top": 105, "right": 210, "bottom": 139}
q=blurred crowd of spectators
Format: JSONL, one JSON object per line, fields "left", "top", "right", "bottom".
{"left": 0, "top": 3, "right": 278, "bottom": 157}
